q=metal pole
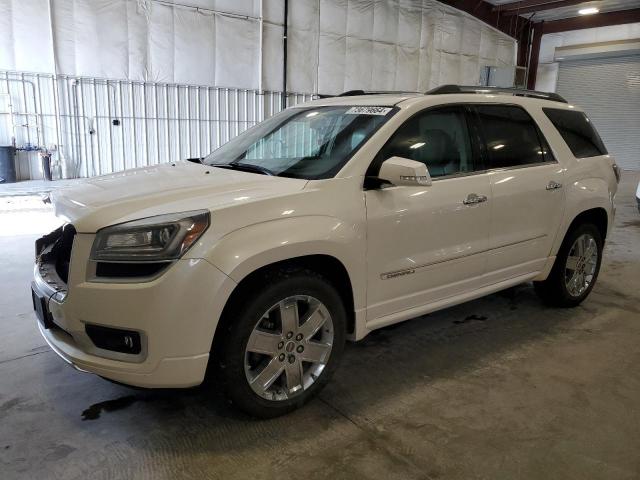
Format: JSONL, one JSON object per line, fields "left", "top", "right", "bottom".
{"left": 243, "top": 89, "right": 249, "bottom": 133}
{"left": 92, "top": 78, "right": 102, "bottom": 175}
{"left": 78, "top": 80, "right": 92, "bottom": 177}
{"left": 282, "top": 0, "right": 288, "bottom": 111}
{"left": 20, "top": 73, "right": 32, "bottom": 146}
{"left": 65, "top": 79, "right": 81, "bottom": 177}
{"left": 186, "top": 85, "right": 192, "bottom": 158}
{"left": 235, "top": 89, "right": 240, "bottom": 137}
{"left": 72, "top": 80, "right": 83, "bottom": 177}
{"left": 176, "top": 85, "right": 182, "bottom": 160}
{"left": 117, "top": 81, "right": 126, "bottom": 171}
{"left": 215, "top": 88, "right": 221, "bottom": 148}
{"left": 154, "top": 83, "right": 160, "bottom": 165}
{"left": 196, "top": 86, "right": 201, "bottom": 157}
{"left": 226, "top": 88, "right": 231, "bottom": 143}
{"left": 106, "top": 81, "right": 115, "bottom": 173}
{"left": 36, "top": 74, "right": 45, "bottom": 149}
{"left": 258, "top": 0, "right": 264, "bottom": 94}
{"left": 51, "top": 75, "right": 63, "bottom": 177}
{"left": 129, "top": 81, "right": 137, "bottom": 169}
{"left": 206, "top": 87, "right": 211, "bottom": 153}
{"left": 142, "top": 82, "right": 149, "bottom": 167}
{"left": 164, "top": 84, "right": 170, "bottom": 163}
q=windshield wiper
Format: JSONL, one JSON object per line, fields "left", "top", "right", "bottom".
{"left": 211, "top": 163, "right": 275, "bottom": 176}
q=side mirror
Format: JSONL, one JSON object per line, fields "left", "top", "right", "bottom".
{"left": 378, "top": 156, "right": 432, "bottom": 187}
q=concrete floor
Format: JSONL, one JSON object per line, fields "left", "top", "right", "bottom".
{"left": 1, "top": 173, "right": 639, "bottom": 480}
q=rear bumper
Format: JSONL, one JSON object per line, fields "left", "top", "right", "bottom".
{"left": 33, "top": 236, "right": 237, "bottom": 388}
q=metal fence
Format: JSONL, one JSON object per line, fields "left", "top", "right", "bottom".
{"left": 0, "top": 70, "right": 316, "bottom": 180}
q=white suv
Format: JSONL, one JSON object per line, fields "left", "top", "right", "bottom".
{"left": 32, "top": 86, "right": 619, "bottom": 417}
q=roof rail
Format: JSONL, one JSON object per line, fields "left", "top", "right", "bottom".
{"left": 427, "top": 85, "right": 568, "bottom": 103}
{"left": 338, "top": 89, "right": 421, "bottom": 97}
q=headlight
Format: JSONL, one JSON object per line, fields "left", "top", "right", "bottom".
{"left": 91, "top": 210, "right": 210, "bottom": 262}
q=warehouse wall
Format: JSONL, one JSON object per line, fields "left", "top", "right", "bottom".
{"left": 0, "top": 0, "right": 516, "bottom": 179}
{"left": 278, "top": 0, "right": 516, "bottom": 93}
{"left": 1, "top": 0, "right": 516, "bottom": 95}
{"left": 535, "top": 22, "right": 640, "bottom": 92}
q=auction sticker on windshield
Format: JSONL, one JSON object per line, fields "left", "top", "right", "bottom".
{"left": 345, "top": 106, "right": 392, "bottom": 115}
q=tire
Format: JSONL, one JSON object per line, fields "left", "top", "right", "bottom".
{"left": 216, "top": 268, "right": 346, "bottom": 418}
{"left": 534, "top": 223, "right": 603, "bottom": 308}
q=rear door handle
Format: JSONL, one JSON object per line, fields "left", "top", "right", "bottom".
{"left": 463, "top": 193, "right": 488, "bottom": 205}
{"left": 546, "top": 181, "right": 563, "bottom": 190}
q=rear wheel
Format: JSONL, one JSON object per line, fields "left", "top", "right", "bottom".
{"left": 534, "top": 223, "right": 603, "bottom": 307}
{"left": 217, "top": 269, "right": 346, "bottom": 418}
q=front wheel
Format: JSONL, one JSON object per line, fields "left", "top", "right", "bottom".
{"left": 534, "top": 223, "right": 603, "bottom": 307}
{"left": 217, "top": 269, "right": 346, "bottom": 418}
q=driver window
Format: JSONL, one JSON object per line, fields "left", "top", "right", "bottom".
{"left": 376, "top": 106, "right": 475, "bottom": 178}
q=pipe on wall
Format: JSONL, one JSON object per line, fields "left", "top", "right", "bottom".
{"left": 282, "top": 0, "right": 288, "bottom": 111}
{"left": 527, "top": 24, "right": 543, "bottom": 89}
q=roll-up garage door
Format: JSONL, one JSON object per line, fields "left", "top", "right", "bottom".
{"left": 556, "top": 55, "right": 640, "bottom": 170}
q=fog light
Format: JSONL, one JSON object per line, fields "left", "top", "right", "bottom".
{"left": 85, "top": 324, "right": 142, "bottom": 355}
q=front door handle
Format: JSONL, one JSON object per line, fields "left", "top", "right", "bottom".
{"left": 463, "top": 193, "right": 488, "bottom": 205}
{"left": 546, "top": 180, "right": 563, "bottom": 190}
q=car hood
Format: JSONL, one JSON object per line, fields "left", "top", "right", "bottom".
{"left": 51, "top": 162, "right": 308, "bottom": 232}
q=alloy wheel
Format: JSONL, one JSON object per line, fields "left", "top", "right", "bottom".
{"left": 564, "top": 233, "right": 598, "bottom": 297}
{"left": 244, "top": 295, "right": 334, "bottom": 401}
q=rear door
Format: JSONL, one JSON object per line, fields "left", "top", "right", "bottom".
{"left": 472, "top": 104, "right": 565, "bottom": 280}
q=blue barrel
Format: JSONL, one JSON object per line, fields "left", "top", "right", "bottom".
{"left": 0, "top": 146, "right": 16, "bottom": 183}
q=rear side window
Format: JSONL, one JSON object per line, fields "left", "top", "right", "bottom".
{"left": 543, "top": 108, "right": 607, "bottom": 158}
{"left": 475, "top": 105, "right": 547, "bottom": 168}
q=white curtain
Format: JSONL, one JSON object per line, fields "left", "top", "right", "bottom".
{"left": 0, "top": 0, "right": 516, "bottom": 94}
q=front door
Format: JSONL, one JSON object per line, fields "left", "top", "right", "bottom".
{"left": 365, "top": 105, "right": 491, "bottom": 323}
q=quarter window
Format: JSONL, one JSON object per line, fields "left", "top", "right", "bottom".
{"left": 543, "top": 108, "right": 607, "bottom": 158}
{"left": 374, "top": 106, "right": 476, "bottom": 178}
{"left": 475, "top": 105, "right": 547, "bottom": 168}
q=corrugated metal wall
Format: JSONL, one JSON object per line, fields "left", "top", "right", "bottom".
{"left": 0, "top": 70, "right": 315, "bottom": 180}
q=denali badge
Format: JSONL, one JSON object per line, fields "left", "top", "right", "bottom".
{"left": 381, "top": 269, "right": 416, "bottom": 280}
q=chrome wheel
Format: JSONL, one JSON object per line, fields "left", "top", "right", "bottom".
{"left": 244, "top": 295, "right": 334, "bottom": 401}
{"left": 564, "top": 233, "right": 598, "bottom": 297}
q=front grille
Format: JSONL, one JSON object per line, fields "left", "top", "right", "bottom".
{"left": 55, "top": 225, "right": 76, "bottom": 283}
{"left": 39, "top": 224, "right": 76, "bottom": 284}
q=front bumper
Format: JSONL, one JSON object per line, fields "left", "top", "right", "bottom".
{"left": 33, "top": 233, "right": 237, "bottom": 388}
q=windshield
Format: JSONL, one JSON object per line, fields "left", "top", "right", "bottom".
{"left": 203, "top": 106, "right": 396, "bottom": 179}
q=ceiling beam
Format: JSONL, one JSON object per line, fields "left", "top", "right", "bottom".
{"left": 496, "top": 0, "right": 591, "bottom": 16}
{"left": 540, "top": 8, "right": 640, "bottom": 33}
{"left": 436, "top": 0, "right": 531, "bottom": 39}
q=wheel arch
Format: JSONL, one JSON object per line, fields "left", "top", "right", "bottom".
{"left": 551, "top": 173, "right": 613, "bottom": 257}
{"left": 208, "top": 254, "right": 357, "bottom": 370}
{"left": 565, "top": 207, "right": 608, "bottom": 241}
{"left": 547, "top": 206, "right": 608, "bottom": 268}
